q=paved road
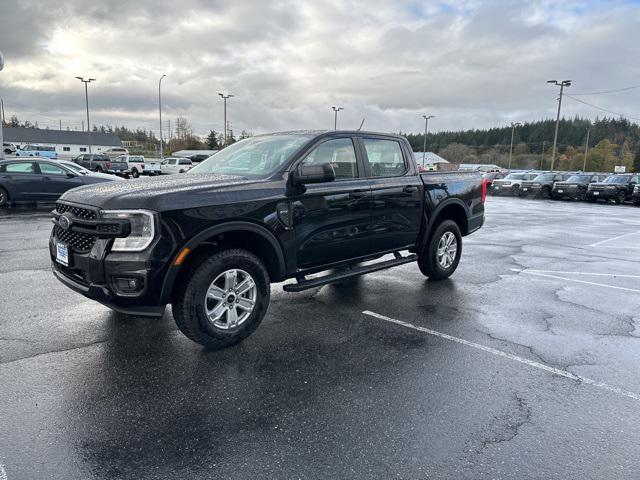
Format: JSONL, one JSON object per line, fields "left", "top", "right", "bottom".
{"left": 1, "top": 197, "right": 639, "bottom": 479}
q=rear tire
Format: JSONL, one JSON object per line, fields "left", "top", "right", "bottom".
{"left": 417, "top": 220, "right": 462, "bottom": 280}
{"left": 131, "top": 169, "right": 139, "bottom": 178}
{"left": 0, "top": 187, "right": 8, "bottom": 207}
{"left": 172, "top": 249, "right": 270, "bottom": 349}
{"left": 94, "top": 166, "right": 103, "bottom": 173}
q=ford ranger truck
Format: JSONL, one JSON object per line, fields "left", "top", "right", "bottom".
{"left": 50, "top": 131, "right": 485, "bottom": 349}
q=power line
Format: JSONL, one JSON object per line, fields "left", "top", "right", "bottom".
{"left": 564, "top": 94, "right": 640, "bottom": 122}
{"left": 570, "top": 84, "right": 640, "bottom": 96}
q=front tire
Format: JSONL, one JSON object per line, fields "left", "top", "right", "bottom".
{"left": 172, "top": 249, "right": 270, "bottom": 349}
{"left": 615, "top": 191, "right": 626, "bottom": 204}
{"left": 418, "top": 220, "right": 462, "bottom": 280}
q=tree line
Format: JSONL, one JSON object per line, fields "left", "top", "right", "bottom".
{"left": 404, "top": 117, "right": 640, "bottom": 172}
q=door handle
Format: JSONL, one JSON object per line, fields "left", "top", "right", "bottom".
{"left": 403, "top": 186, "right": 418, "bottom": 193}
{"left": 349, "top": 190, "right": 368, "bottom": 199}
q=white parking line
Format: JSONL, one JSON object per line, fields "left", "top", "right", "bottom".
{"left": 0, "top": 463, "right": 7, "bottom": 480}
{"left": 589, "top": 230, "right": 640, "bottom": 247}
{"left": 363, "top": 310, "right": 640, "bottom": 402}
{"left": 519, "top": 269, "right": 640, "bottom": 278}
{"left": 513, "top": 269, "right": 640, "bottom": 294}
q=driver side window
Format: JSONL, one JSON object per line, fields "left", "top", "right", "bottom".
{"left": 300, "top": 138, "right": 358, "bottom": 179}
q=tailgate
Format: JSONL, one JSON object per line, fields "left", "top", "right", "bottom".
{"left": 145, "top": 162, "right": 161, "bottom": 172}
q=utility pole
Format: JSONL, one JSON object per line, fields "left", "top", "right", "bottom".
{"left": 508, "top": 122, "right": 521, "bottom": 170}
{"left": 167, "top": 119, "right": 171, "bottom": 152}
{"left": 158, "top": 74, "right": 166, "bottom": 159}
{"left": 0, "top": 50, "right": 4, "bottom": 161}
{"left": 583, "top": 128, "right": 590, "bottom": 172}
{"left": 332, "top": 106, "right": 344, "bottom": 130}
{"left": 75, "top": 76, "right": 96, "bottom": 153}
{"left": 540, "top": 141, "right": 546, "bottom": 169}
{"left": 59, "top": 119, "right": 62, "bottom": 130}
{"left": 218, "top": 93, "right": 233, "bottom": 146}
{"left": 422, "top": 115, "right": 435, "bottom": 166}
{"left": 547, "top": 79, "right": 571, "bottom": 171}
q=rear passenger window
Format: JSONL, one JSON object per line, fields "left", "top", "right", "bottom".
{"left": 363, "top": 138, "right": 406, "bottom": 177}
{"left": 300, "top": 138, "right": 358, "bottom": 179}
{"left": 6, "top": 162, "right": 35, "bottom": 173}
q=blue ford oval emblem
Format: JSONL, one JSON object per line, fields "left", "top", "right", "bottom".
{"left": 59, "top": 214, "right": 71, "bottom": 230}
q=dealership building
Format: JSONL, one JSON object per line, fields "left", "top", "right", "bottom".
{"left": 3, "top": 127, "right": 122, "bottom": 158}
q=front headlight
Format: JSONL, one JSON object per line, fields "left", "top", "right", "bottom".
{"left": 101, "top": 209, "right": 156, "bottom": 252}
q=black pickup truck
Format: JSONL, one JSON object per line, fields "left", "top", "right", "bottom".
{"left": 50, "top": 131, "right": 485, "bottom": 348}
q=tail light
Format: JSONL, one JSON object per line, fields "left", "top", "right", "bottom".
{"left": 481, "top": 179, "right": 487, "bottom": 203}
{"left": 140, "top": 164, "right": 145, "bottom": 169}
{"left": 105, "top": 161, "right": 111, "bottom": 170}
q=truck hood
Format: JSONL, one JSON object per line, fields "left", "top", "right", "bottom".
{"left": 60, "top": 173, "right": 260, "bottom": 211}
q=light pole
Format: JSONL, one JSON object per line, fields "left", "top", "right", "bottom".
{"left": 332, "top": 106, "right": 344, "bottom": 130}
{"left": 76, "top": 76, "right": 96, "bottom": 153}
{"left": 547, "top": 79, "right": 571, "bottom": 171}
{"left": 583, "top": 128, "right": 590, "bottom": 172}
{"left": 158, "top": 74, "right": 166, "bottom": 159}
{"left": 508, "top": 122, "right": 521, "bottom": 169}
{"left": 0, "top": 50, "right": 4, "bottom": 161}
{"left": 218, "top": 93, "right": 233, "bottom": 146}
{"left": 422, "top": 115, "right": 435, "bottom": 166}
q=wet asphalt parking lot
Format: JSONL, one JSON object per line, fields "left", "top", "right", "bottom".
{"left": 1, "top": 196, "right": 639, "bottom": 479}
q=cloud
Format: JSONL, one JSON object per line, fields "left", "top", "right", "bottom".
{"left": 1, "top": 0, "right": 639, "bottom": 137}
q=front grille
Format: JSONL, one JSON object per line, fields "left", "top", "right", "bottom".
{"left": 55, "top": 226, "right": 97, "bottom": 253}
{"left": 96, "top": 223, "right": 120, "bottom": 234}
{"left": 56, "top": 203, "right": 97, "bottom": 220}
{"left": 590, "top": 185, "right": 605, "bottom": 191}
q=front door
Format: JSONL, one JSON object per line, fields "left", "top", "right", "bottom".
{"left": 361, "top": 136, "right": 423, "bottom": 253}
{"left": 37, "top": 162, "right": 76, "bottom": 200}
{"left": 291, "top": 136, "right": 372, "bottom": 269}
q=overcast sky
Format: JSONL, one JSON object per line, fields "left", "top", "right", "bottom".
{"left": 1, "top": 0, "right": 639, "bottom": 137}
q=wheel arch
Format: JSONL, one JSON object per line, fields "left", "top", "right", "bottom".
{"left": 159, "top": 221, "right": 286, "bottom": 304}
{"left": 419, "top": 199, "right": 469, "bottom": 250}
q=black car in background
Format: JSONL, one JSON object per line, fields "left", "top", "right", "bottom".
{"left": 520, "top": 172, "right": 573, "bottom": 198}
{"left": 490, "top": 172, "right": 539, "bottom": 195}
{"left": 0, "top": 158, "right": 120, "bottom": 207}
{"left": 551, "top": 173, "right": 609, "bottom": 200}
{"left": 586, "top": 174, "right": 639, "bottom": 204}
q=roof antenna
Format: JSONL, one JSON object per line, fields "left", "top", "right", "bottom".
{"left": 357, "top": 118, "right": 365, "bottom": 131}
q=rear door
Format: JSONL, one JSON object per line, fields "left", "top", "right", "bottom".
{"left": 291, "top": 136, "right": 373, "bottom": 268}
{"left": 0, "top": 161, "right": 40, "bottom": 200}
{"left": 360, "top": 136, "right": 423, "bottom": 253}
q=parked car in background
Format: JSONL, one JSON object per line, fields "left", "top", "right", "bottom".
{"left": 482, "top": 170, "right": 506, "bottom": 188}
{"left": 0, "top": 158, "right": 120, "bottom": 207}
{"left": 520, "top": 172, "right": 573, "bottom": 198}
{"left": 490, "top": 172, "right": 538, "bottom": 195}
{"left": 586, "top": 174, "right": 639, "bottom": 204}
{"left": 73, "top": 154, "right": 129, "bottom": 176}
{"left": 116, "top": 155, "right": 161, "bottom": 178}
{"left": 101, "top": 147, "right": 129, "bottom": 158}
{"left": 551, "top": 173, "right": 609, "bottom": 200}
{"left": 15, "top": 144, "right": 57, "bottom": 159}
{"left": 160, "top": 157, "right": 194, "bottom": 174}
{"left": 57, "top": 160, "right": 123, "bottom": 181}
{"left": 3, "top": 142, "right": 17, "bottom": 155}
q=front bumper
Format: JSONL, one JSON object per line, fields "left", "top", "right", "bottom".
{"left": 490, "top": 184, "right": 517, "bottom": 195}
{"left": 552, "top": 186, "right": 581, "bottom": 198}
{"left": 586, "top": 189, "right": 616, "bottom": 200}
{"left": 632, "top": 191, "right": 640, "bottom": 203}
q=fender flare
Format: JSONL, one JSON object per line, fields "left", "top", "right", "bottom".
{"left": 159, "top": 221, "right": 286, "bottom": 304}
{"left": 418, "top": 198, "right": 471, "bottom": 250}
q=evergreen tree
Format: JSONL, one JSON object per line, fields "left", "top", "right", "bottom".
{"left": 206, "top": 130, "right": 220, "bottom": 149}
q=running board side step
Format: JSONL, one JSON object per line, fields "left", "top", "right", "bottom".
{"left": 283, "top": 254, "right": 418, "bottom": 292}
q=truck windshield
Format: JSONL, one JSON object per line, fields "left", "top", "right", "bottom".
{"left": 190, "top": 134, "right": 313, "bottom": 177}
{"left": 603, "top": 175, "right": 630, "bottom": 184}
{"left": 566, "top": 175, "right": 591, "bottom": 183}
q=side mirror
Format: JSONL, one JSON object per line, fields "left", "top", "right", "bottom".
{"left": 292, "top": 162, "right": 336, "bottom": 185}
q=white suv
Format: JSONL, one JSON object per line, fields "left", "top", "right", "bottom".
{"left": 161, "top": 157, "right": 194, "bottom": 175}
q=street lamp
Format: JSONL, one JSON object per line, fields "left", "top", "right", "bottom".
{"left": 332, "top": 106, "right": 343, "bottom": 130}
{"left": 422, "top": 115, "right": 435, "bottom": 166}
{"left": 75, "top": 76, "right": 96, "bottom": 153}
{"left": 158, "top": 74, "right": 166, "bottom": 159}
{"left": 508, "top": 122, "right": 521, "bottom": 169}
{"left": 218, "top": 93, "right": 234, "bottom": 146}
{"left": 547, "top": 79, "right": 571, "bottom": 171}
{"left": 583, "top": 127, "right": 591, "bottom": 172}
